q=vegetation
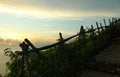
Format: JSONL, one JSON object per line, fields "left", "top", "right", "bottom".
{"left": 0, "top": 74, "right": 2, "bottom": 77}
{"left": 3, "top": 19, "right": 120, "bottom": 77}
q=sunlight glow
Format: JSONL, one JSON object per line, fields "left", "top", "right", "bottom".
{"left": 0, "top": 7, "right": 24, "bottom": 15}
{"left": 0, "top": 4, "right": 73, "bottom": 19}
{"left": 3, "top": 33, "right": 21, "bottom": 40}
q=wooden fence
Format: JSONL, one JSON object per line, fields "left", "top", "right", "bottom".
{"left": 16, "top": 18, "right": 120, "bottom": 77}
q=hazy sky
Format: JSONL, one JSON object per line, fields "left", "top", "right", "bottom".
{"left": 0, "top": 0, "right": 120, "bottom": 46}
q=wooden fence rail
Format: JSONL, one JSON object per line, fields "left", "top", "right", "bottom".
{"left": 16, "top": 18, "right": 120, "bottom": 77}
{"left": 17, "top": 19, "right": 118, "bottom": 54}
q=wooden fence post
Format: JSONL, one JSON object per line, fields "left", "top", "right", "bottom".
{"left": 25, "top": 38, "right": 36, "bottom": 49}
{"left": 96, "top": 22, "right": 100, "bottom": 35}
{"left": 109, "top": 19, "right": 111, "bottom": 26}
{"left": 59, "top": 32, "right": 64, "bottom": 42}
{"left": 118, "top": 18, "right": 120, "bottom": 23}
{"left": 91, "top": 25, "right": 94, "bottom": 34}
{"left": 79, "top": 26, "right": 85, "bottom": 37}
{"left": 79, "top": 26, "right": 87, "bottom": 50}
{"left": 114, "top": 18, "right": 117, "bottom": 26}
{"left": 116, "top": 18, "right": 120, "bottom": 27}
{"left": 91, "top": 25, "right": 95, "bottom": 46}
{"left": 114, "top": 18, "right": 118, "bottom": 26}
{"left": 25, "top": 38, "right": 42, "bottom": 59}
{"left": 112, "top": 18, "right": 115, "bottom": 25}
{"left": 103, "top": 19, "right": 106, "bottom": 26}
{"left": 19, "top": 42, "right": 33, "bottom": 77}
{"left": 91, "top": 25, "right": 96, "bottom": 52}
{"left": 103, "top": 19, "right": 107, "bottom": 27}
{"left": 100, "top": 23, "right": 104, "bottom": 31}
{"left": 112, "top": 18, "right": 116, "bottom": 26}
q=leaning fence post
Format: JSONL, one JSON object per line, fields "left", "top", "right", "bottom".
{"left": 59, "top": 32, "right": 64, "bottom": 42}
{"left": 96, "top": 22, "right": 100, "bottom": 35}
{"left": 103, "top": 19, "right": 108, "bottom": 29}
{"left": 114, "top": 18, "right": 118, "bottom": 26}
{"left": 115, "top": 18, "right": 118, "bottom": 26}
{"left": 118, "top": 18, "right": 120, "bottom": 23}
{"left": 25, "top": 38, "right": 42, "bottom": 59}
{"left": 58, "top": 32, "right": 65, "bottom": 51}
{"left": 91, "top": 25, "right": 97, "bottom": 55}
{"left": 79, "top": 26, "right": 85, "bottom": 37}
{"left": 112, "top": 18, "right": 115, "bottom": 25}
{"left": 58, "top": 32, "right": 64, "bottom": 48}
{"left": 79, "top": 26, "right": 87, "bottom": 49}
{"left": 100, "top": 23, "right": 104, "bottom": 31}
{"left": 19, "top": 42, "right": 33, "bottom": 77}
{"left": 112, "top": 18, "right": 116, "bottom": 26}
{"left": 109, "top": 19, "right": 112, "bottom": 26}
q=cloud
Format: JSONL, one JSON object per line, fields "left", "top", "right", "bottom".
{"left": 0, "top": 37, "right": 4, "bottom": 42}
{"left": 0, "top": 37, "right": 20, "bottom": 46}
{"left": 0, "top": 0, "right": 119, "bottom": 19}
{"left": 8, "top": 0, "right": 119, "bottom": 11}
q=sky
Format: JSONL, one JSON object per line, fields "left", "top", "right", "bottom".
{"left": 0, "top": 0, "right": 120, "bottom": 46}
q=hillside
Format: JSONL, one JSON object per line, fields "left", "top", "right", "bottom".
{"left": 3, "top": 18, "right": 120, "bottom": 77}
{"left": 78, "top": 37, "right": 120, "bottom": 77}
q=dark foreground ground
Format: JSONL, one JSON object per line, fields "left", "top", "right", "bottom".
{"left": 76, "top": 37, "right": 120, "bottom": 77}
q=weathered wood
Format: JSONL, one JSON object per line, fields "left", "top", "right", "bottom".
{"left": 114, "top": 18, "right": 118, "bottom": 26}
{"left": 25, "top": 38, "right": 36, "bottom": 49}
{"left": 19, "top": 42, "right": 33, "bottom": 77}
{"left": 17, "top": 26, "right": 109, "bottom": 55}
{"left": 118, "top": 18, "right": 120, "bottom": 22}
{"left": 25, "top": 38, "right": 42, "bottom": 59}
{"left": 96, "top": 22, "right": 100, "bottom": 35}
{"left": 116, "top": 18, "right": 119, "bottom": 27}
{"left": 17, "top": 34, "right": 78, "bottom": 55}
{"left": 91, "top": 25, "right": 95, "bottom": 40}
{"left": 32, "top": 34, "right": 78, "bottom": 51}
{"left": 17, "top": 18, "right": 119, "bottom": 55}
{"left": 112, "top": 18, "right": 114, "bottom": 23}
{"left": 100, "top": 23, "right": 104, "bottom": 31}
{"left": 90, "top": 25, "right": 97, "bottom": 55}
{"left": 80, "top": 26, "right": 87, "bottom": 49}
{"left": 59, "top": 33, "right": 63, "bottom": 40}
{"left": 59, "top": 32, "right": 64, "bottom": 42}
{"left": 103, "top": 19, "right": 107, "bottom": 27}
{"left": 109, "top": 19, "right": 111, "bottom": 26}
{"left": 79, "top": 26, "right": 85, "bottom": 37}
{"left": 112, "top": 18, "right": 117, "bottom": 26}
{"left": 19, "top": 42, "right": 29, "bottom": 52}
